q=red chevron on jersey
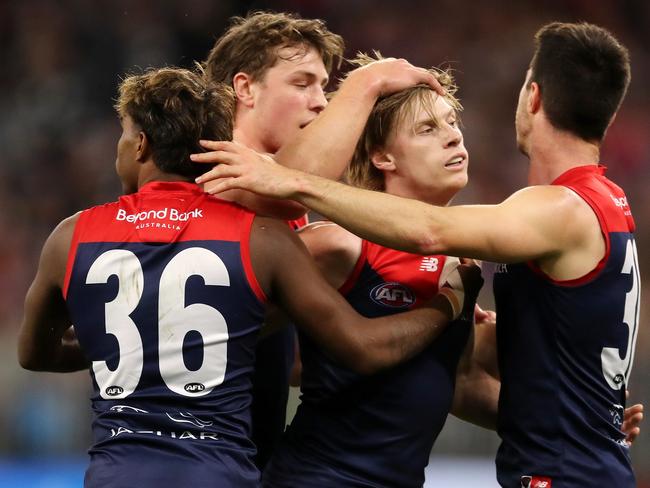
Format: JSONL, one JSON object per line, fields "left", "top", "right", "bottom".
{"left": 63, "top": 181, "right": 265, "bottom": 301}
{"left": 340, "top": 240, "right": 448, "bottom": 306}
{"left": 529, "top": 164, "right": 636, "bottom": 286}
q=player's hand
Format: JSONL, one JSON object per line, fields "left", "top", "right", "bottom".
{"left": 474, "top": 304, "right": 496, "bottom": 325}
{"left": 192, "top": 140, "right": 300, "bottom": 198}
{"left": 346, "top": 57, "right": 444, "bottom": 97}
{"left": 623, "top": 390, "right": 643, "bottom": 446}
{"left": 438, "top": 261, "right": 483, "bottom": 322}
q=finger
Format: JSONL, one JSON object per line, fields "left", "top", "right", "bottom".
{"left": 625, "top": 427, "right": 640, "bottom": 445}
{"left": 624, "top": 404, "right": 644, "bottom": 418}
{"left": 419, "top": 69, "right": 445, "bottom": 95}
{"left": 190, "top": 151, "right": 234, "bottom": 164}
{"left": 623, "top": 411, "right": 643, "bottom": 426}
{"left": 195, "top": 164, "right": 242, "bottom": 185}
{"left": 204, "top": 178, "right": 240, "bottom": 195}
{"left": 198, "top": 140, "right": 239, "bottom": 151}
{"left": 193, "top": 151, "right": 242, "bottom": 178}
{"left": 474, "top": 304, "right": 490, "bottom": 322}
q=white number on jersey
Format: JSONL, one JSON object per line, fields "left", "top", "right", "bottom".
{"left": 601, "top": 239, "right": 640, "bottom": 390}
{"left": 87, "top": 248, "right": 230, "bottom": 399}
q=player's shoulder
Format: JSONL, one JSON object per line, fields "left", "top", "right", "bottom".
{"left": 50, "top": 211, "right": 82, "bottom": 245}
{"left": 39, "top": 211, "right": 82, "bottom": 284}
{"left": 506, "top": 184, "right": 593, "bottom": 222}
{"left": 298, "top": 221, "right": 362, "bottom": 263}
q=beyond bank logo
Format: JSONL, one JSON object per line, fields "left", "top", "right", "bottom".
{"left": 116, "top": 208, "right": 204, "bottom": 223}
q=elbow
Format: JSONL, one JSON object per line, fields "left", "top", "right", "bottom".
{"left": 262, "top": 200, "right": 307, "bottom": 221}
{"left": 18, "top": 341, "right": 53, "bottom": 371}
{"left": 344, "top": 342, "right": 389, "bottom": 375}
{"left": 280, "top": 201, "right": 308, "bottom": 221}
{"left": 18, "top": 351, "right": 44, "bottom": 371}
{"left": 348, "top": 356, "right": 383, "bottom": 376}
{"left": 408, "top": 224, "right": 448, "bottom": 256}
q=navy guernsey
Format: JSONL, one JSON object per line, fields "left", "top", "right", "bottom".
{"left": 64, "top": 182, "right": 266, "bottom": 488}
{"left": 263, "top": 240, "right": 470, "bottom": 488}
{"left": 494, "top": 165, "right": 638, "bottom": 488}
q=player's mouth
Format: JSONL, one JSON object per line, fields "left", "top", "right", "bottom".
{"left": 444, "top": 153, "right": 468, "bottom": 171}
{"left": 299, "top": 116, "right": 319, "bottom": 129}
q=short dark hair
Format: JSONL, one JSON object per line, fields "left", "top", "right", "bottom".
{"left": 115, "top": 67, "right": 235, "bottom": 178}
{"left": 530, "top": 22, "right": 630, "bottom": 142}
{"left": 204, "top": 11, "right": 344, "bottom": 86}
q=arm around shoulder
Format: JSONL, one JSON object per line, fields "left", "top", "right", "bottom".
{"left": 250, "top": 222, "right": 483, "bottom": 374}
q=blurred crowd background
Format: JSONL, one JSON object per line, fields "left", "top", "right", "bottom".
{"left": 0, "top": 0, "right": 648, "bottom": 485}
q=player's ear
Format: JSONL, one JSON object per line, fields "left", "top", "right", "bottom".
{"left": 136, "top": 132, "right": 150, "bottom": 163}
{"left": 528, "top": 81, "right": 541, "bottom": 114}
{"left": 233, "top": 72, "right": 255, "bottom": 108}
{"left": 371, "top": 149, "right": 397, "bottom": 173}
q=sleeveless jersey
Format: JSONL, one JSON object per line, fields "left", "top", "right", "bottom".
{"left": 493, "top": 165, "right": 638, "bottom": 488}
{"left": 63, "top": 181, "right": 266, "bottom": 488}
{"left": 263, "top": 240, "right": 471, "bottom": 487}
{"left": 250, "top": 215, "right": 307, "bottom": 469}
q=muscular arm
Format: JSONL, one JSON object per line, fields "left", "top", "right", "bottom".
{"left": 297, "top": 221, "right": 361, "bottom": 289}
{"left": 451, "top": 308, "right": 500, "bottom": 429}
{"left": 274, "top": 59, "right": 441, "bottom": 180}
{"left": 259, "top": 223, "right": 359, "bottom": 336}
{"left": 194, "top": 57, "right": 442, "bottom": 219}
{"left": 18, "top": 214, "right": 89, "bottom": 372}
{"left": 249, "top": 216, "right": 481, "bottom": 375}
{"left": 199, "top": 147, "right": 601, "bottom": 277}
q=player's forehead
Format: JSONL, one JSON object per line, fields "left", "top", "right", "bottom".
{"left": 418, "top": 93, "right": 455, "bottom": 119}
{"left": 266, "top": 44, "right": 329, "bottom": 83}
{"left": 401, "top": 91, "right": 457, "bottom": 129}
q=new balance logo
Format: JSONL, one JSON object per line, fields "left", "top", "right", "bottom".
{"left": 419, "top": 257, "right": 439, "bottom": 272}
{"left": 521, "top": 475, "right": 552, "bottom": 488}
{"left": 610, "top": 194, "right": 628, "bottom": 208}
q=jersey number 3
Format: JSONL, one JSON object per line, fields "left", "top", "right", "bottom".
{"left": 86, "top": 248, "right": 230, "bottom": 399}
{"left": 601, "top": 239, "right": 640, "bottom": 390}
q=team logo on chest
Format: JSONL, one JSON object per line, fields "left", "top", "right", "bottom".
{"left": 370, "top": 282, "right": 414, "bottom": 308}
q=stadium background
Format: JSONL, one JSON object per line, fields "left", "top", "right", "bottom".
{"left": 0, "top": 0, "right": 647, "bottom": 486}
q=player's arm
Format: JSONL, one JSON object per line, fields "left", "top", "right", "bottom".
{"left": 297, "top": 222, "right": 362, "bottom": 288}
{"left": 250, "top": 216, "right": 482, "bottom": 375}
{"left": 259, "top": 222, "right": 361, "bottom": 337}
{"left": 195, "top": 58, "right": 442, "bottom": 190}
{"left": 218, "top": 189, "right": 307, "bottom": 221}
{"left": 198, "top": 148, "right": 592, "bottom": 266}
{"left": 451, "top": 307, "right": 500, "bottom": 429}
{"left": 18, "top": 215, "right": 89, "bottom": 372}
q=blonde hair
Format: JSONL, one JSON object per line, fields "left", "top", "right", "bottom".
{"left": 345, "top": 53, "right": 462, "bottom": 191}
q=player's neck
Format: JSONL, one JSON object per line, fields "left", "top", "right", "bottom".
{"left": 526, "top": 125, "right": 600, "bottom": 186}
{"left": 384, "top": 177, "right": 454, "bottom": 207}
{"left": 233, "top": 125, "right": 274, "bottom": 154}
{"left": 137, "top": 164, "right": 193, "bottom": 189}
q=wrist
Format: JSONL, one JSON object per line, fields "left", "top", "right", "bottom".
{"left": 339, "top": 69, "right": 383, "bottom": 102}
{"left": 431, "top": 293, "right": 456, "bottom": 323}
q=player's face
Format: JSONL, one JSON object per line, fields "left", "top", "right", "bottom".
{"left": 515, "top": 69, "right": 533, "bottom": 156}
{"left": 247, "top": 44, "right": 329, "bottom": 153}
{"left": 115, "top": 114, "right": 141, "bottom": 194}
{"left": 383, "top": 94, "right": 468, "bottom": 205}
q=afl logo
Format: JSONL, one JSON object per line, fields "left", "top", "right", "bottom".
{"left": 106, "top": 386, "right": 124, "bottom": 397}
{"left": 370, "top": 282, "right": 414, "bottom": 308}
{"left": 185, "top": 382, "right": 205, "bottom": 393}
